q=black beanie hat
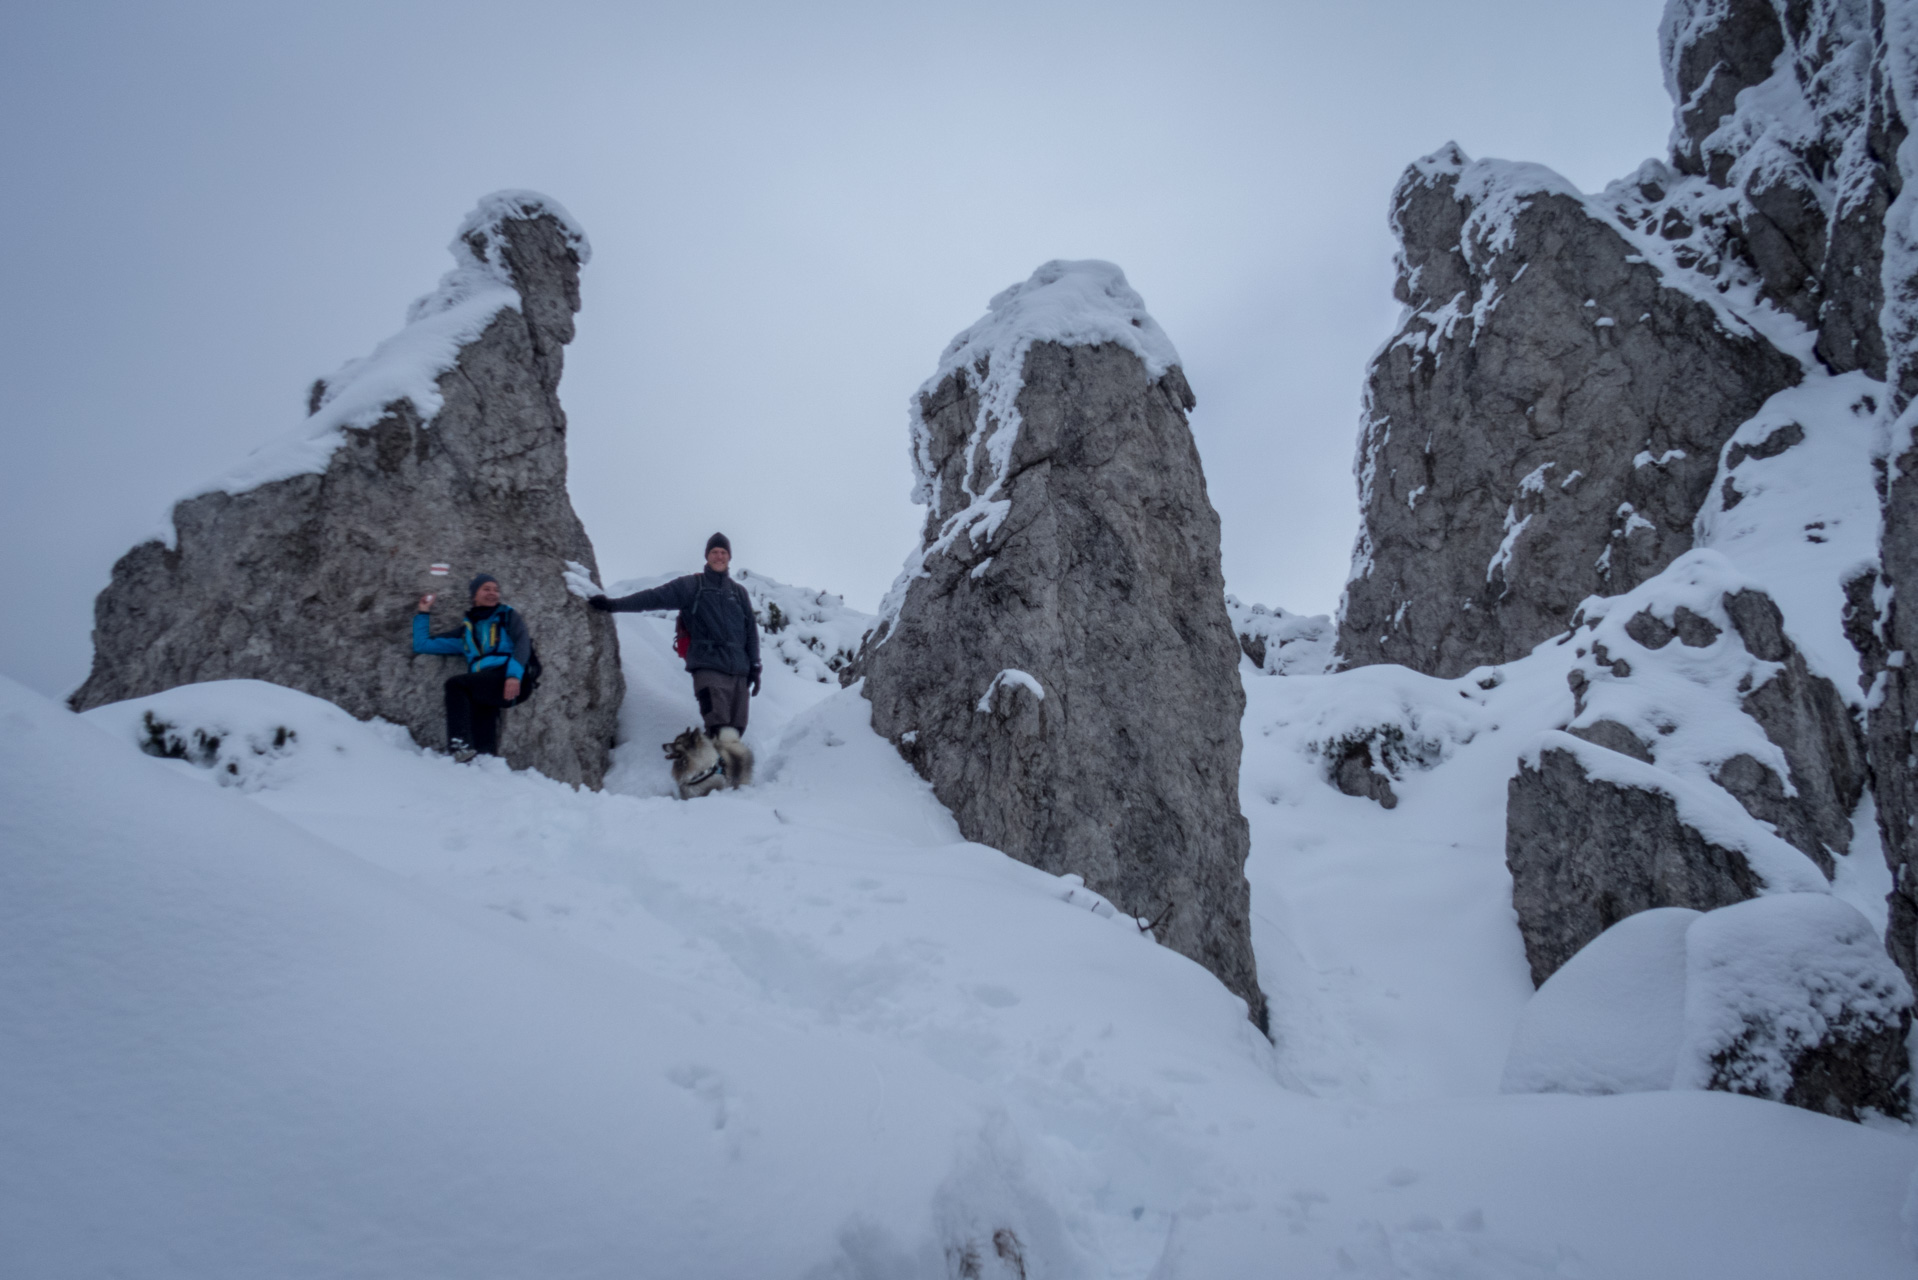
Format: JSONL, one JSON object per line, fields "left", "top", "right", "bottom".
{"left": 706, "top": 532, "right": 731, "bottom": 555}
{"left": 468, "top": 573, "right": 499, "bottom": 597}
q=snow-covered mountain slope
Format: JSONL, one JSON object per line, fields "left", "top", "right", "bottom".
{"left": 4, "top": 570, "right": 1914, "bottom": 1276}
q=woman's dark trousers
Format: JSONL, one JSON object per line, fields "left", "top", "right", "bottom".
{"left": 444, "top": 671, "right": 513, "bottom": 755}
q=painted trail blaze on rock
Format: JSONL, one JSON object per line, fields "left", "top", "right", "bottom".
{"left": 850, "top": 260, "right": 1266, "bottom": 1029}
{"left": 71, "top": 191, "right": 623, "bottom": 789}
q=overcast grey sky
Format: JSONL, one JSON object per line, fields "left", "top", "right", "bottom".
{"left": 0, "top": 0, "right": 1673, "bottom": 698}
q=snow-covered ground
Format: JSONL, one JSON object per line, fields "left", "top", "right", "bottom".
{"left": 4, "top": 555, "right": 1915, "bottom": 1277}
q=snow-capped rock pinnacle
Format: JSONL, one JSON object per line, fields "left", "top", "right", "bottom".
{"left": 70, "top": 192, "right": 623, "bottom": 788}
{"left": 849, "top": 260, "right": 1266, "bottom": 1029}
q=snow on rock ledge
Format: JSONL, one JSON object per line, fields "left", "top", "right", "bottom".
{"left": 190, "top": 191, "right": 590, "bottom": 510}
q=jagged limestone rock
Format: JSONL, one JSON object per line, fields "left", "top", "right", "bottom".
{"left": 1337, "top": 146, "right": 1799, "bottom": 678}
{"left": 850, "top": 262, "right": 1264, "bottom": 1028}
{"left": 71, "top": 193, "right": 622, "bottom": 789}
{"left": 1509, "top": 565, "right": 1861, "bottom": 984}
{"left": 1662, "top": 0, "right": 1896, "bottom": 373}
{"left": 1714, "top": 589, "right": 1869, "bottom": 874}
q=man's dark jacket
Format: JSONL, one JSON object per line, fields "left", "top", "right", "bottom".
{"left": 593, "top": 570, "right": 762, "bottom": 678}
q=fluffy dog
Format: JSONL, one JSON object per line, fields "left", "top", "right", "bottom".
{"left": 662, "top": 727, "right": 753, "bottom": 799}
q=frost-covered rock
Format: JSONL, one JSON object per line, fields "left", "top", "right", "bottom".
{"left": 850, "top": 261, "right": 1264, "bottom": 1027}
{"left": 70, "top": 193, "right": 622, "bottom": 789}
{"left": 1502, "top": 896, "right": 1911, "bottom": 1121}
{"left": 1659, "top": 0, "right": 1894, "bottom": 369}
{"left": 1505, "top": 555, "right": 1857, "bottom": 984}
{"left": 1224, "top": 595, "right": 1333, "bottom": 676}
{"left": 1876, "top": 430, "right": 1918, "bottom": 983}
{"left": 1335, "top": 0, "right": 1918, "bottom": 1021}
{"left": 1337, "top": 144, "right": 1799, "bottom": 678}
{"left": 1562, "top": 554, "right": 1868, "bottom": 873}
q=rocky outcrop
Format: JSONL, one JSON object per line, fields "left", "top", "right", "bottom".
{"left": 70, "top": 193, "right": 623, "bottom": 789}
{"left": 1507, "top": 559, "right": 1852, "bottom": 984}
{"left": 1337, "top": 146, "right": 1799, "bottom": 678}
{"left": 1661, "top": 0, "right": 1897, "bottom": 372}
{"left": 1507, "top": 742, "right": 1761, "bottom": 988}
{"left": 1335, "top": 0, "right": 1918, "bottom": 1113}
{"left": 1866, "top": 1, "right": 1918, "bottom": 988}
{"left": 850, "top": 261, "right": 1264, "bottom": 1028}
{"left": 1713, "top": 589, "right": 1870, "bottom": 873}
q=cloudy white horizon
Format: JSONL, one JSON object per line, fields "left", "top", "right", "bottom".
{"left": 1, "top": 0, "right": 1671, "bottom": 698}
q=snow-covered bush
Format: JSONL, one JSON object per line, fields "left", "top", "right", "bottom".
{"left": 734, "top": 568, "right": 873, "bottom": 684}
{"left": 1503, "top": 895, "right": 1911, "bottom": 1120}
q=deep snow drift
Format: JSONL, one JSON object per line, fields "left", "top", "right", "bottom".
{"left": 4, "top": 561, "right": 1915, "bottom": 1276}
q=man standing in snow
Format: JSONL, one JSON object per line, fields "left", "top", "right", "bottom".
{"left": 589, "top": 533, "right": 762, "bottom": 746}
{"left": 412, "top": 573, "right": 532, "bottom": 763}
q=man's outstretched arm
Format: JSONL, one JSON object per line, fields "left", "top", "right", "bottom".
{"left": 589, "top": 576, "right": 695, "bottom": 614}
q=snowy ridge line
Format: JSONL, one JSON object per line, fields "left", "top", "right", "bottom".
{"left": 159, "top": 190, "right": 587, "bottom": 545}
{"left": 876, "top": 260, "right": 1179, "bottom": 629}
{"left": 1520, "top": 729, "right": 1829, "bottom": 896}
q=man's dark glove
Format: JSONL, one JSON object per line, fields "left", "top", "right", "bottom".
{"left": 750, "top": 666, "right": 762, "bottom": 697}
{"left": 588, "top": 594, "right": 611, "bottom": 611}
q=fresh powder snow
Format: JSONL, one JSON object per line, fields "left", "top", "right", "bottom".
{"left": 5, "top": 547, "right": 1914, "bottom": 1275}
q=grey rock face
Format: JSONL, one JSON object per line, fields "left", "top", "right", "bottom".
{"left": 1661, "top": 0, "right": 1892, "bottom": 368}
{"left": 1870, "top": 432, "right": 1918, "bottom": 983}
{"left": 853, "top": 332, "right": 1263, "bottom": 1028}
{"left": 1715, "top": 590, "right": 1869, "bottom": 875}
{"left": 71, "top": 197, "right": 622, "bottom": 789}
{"left": 1350, "top": 0, "right": 1917, "bottom": 1114}
{"left": 1507, "top": 745, "right": 1763, "bottom": 987}
{"left": 1762, "top": 1008, "right": 1913, "bottom": 1120}
{"left": 1337, "top": 147, "right": 1799, "bottom": 678}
